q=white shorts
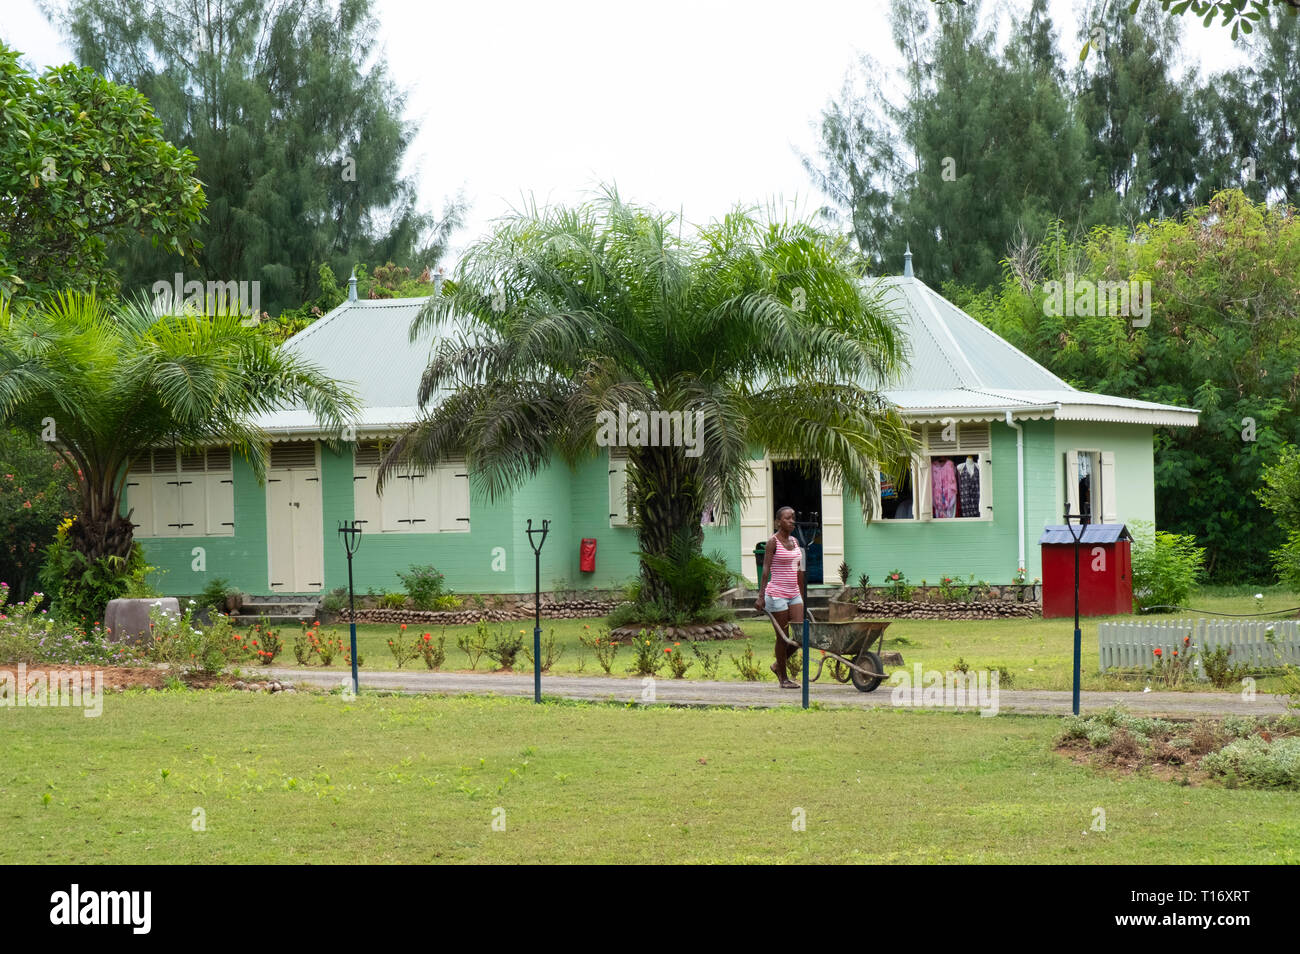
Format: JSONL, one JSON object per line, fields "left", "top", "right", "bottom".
{"left": 764, "top": 593, "right": 803, "bottom": 612}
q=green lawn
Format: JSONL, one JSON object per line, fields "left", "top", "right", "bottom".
{"left": 3, "top": 690, "right": 1296, "bottom": 863}
{"left": 264, "top": 587, "right": 1300, "bottom": 693}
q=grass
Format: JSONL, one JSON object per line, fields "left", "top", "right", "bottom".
{"left": 3, "top": 689, "right": 1298, "bottom": 863}
{"left": 262, "top": 587, "right": 1300, "bottom": 693}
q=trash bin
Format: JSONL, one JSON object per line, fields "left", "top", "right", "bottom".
{"left": 754, "top": 541, "right": 766, "bottom": 582}
{"left": 579, "top": 537, "right": 597, "bottom": 573}
{"left": 1038, "top": 523, "right": 1133, "bottom": 618}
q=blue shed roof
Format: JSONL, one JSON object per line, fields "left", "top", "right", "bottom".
{"left": 1038, "top": 524, "right": 1133, "bottom": 545}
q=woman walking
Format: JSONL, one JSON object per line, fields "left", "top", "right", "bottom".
{"left": 754, "top": 506, "right": 804, "bottom": 689}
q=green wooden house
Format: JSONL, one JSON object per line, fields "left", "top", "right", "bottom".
{"left": 127, "top": 263, "right": 1197, "bottom": 597}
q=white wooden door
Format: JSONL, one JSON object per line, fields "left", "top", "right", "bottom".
{"left": 820, "top": 468, "right": 844, "bottom": 571}
{"left": 266, "top": 466, "right": 324, "bottom": 592}
{"left": 740, "top": 457, "right": 770, "bottom": 575}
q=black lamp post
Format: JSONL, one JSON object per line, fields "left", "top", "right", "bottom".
{"left": 1063, "top": 502, "right": 1083, "bottom": 716}
{"left": 338, "top": 520, "right": 363, "bottom": 697}
{"left": 793, "top": 511, "right": 820, "bottom": 711}
{"left": 526, "top": 518, "right": 550, "bottom": 704}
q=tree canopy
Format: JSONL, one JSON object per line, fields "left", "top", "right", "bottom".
{"left": 0, "top": 40, "right": 204, "bottom": 303}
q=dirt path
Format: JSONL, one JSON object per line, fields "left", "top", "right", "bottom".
{"left": 257, "top": 666, "right": 1292, "bottom": 718}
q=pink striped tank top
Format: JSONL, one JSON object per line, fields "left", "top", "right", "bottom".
{"left": 766, "top": 535, "right": 802, "bottom": 598}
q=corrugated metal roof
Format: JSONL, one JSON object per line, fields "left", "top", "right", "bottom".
{"left": 1038, "top": 524, "right": 1134, "bottom": 545}
{"left": 873, "top": 276, "right": 1074, "bottom": 392}
{"left": 251, "top": 275, "right": 1198, "bottom": 434}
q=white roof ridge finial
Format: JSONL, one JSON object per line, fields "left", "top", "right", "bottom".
{"left": 347, "top": 268, "right": 358, "bottom": 302}
{"left": 903, "top": 244, "right": 913, "bottom": 278}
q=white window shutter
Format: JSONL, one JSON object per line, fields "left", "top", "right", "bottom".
{"left": 126, "top": 476, "right": 154, "bottom": 537}
{"left": 153, "top": 474, "right": 182, "bottom": 537}
{"left": 738, "top": 457, "right": 769, "bottom": 567}
{"left": 407, "top": 469, "right": 437, "bottom": 531}
{"left": 820, "top": 467, "right": 844, "bottom": 568}
{"left": 1100, "top": 451, "right": 1118, "bottom": 523}
{"left": 1064, "top": 451, "right": 1080, "bottom": 519}
{"left": 439, "top": 462, "right": 470, "bottom": 531}
{"left": 205, "top": 474, "right": 235, "bottom": 535}
{"left": 381, "top": 469, "right": 412, "bottom": 531}
{"left": 176, "top": 475, "right": 205, "bottom": 536}
{"left": 978, "top": 451, "right": 992, "bottom": 518}
{"left": 608, "top": 456, "right": 630, "bottom": 527}
{"left": 352, "top": 464, "right": 382, "bottom": 532}
{"left": 917, "top": 456, "right": 933, "bottom": 521}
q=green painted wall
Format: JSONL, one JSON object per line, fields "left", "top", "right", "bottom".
{"left": 1052, "top": 420, "right": 1156, "bottom": 530}
{"left": 130, "top": 454, "right": 269, "bottom": 595}
{"left": 135, "top": 422, "right": 1157, "bottom": 596}
{"left": 841, "top": 420, "right": 1028, "bottom": 584}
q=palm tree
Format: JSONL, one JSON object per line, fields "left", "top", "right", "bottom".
{"left": 0, "top": 292, "right": 359, "bottom": 564}
{"left": 381, "top": 191, "right": 914, "bottom": 612}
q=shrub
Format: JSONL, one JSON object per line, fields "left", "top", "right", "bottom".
{"left": 579, "top": 629, "right": 620, "bottom": 674}
{"left": 386, "top": 625, "right": 421, "bottom": 668}
{"left": 396, "top": 565, "right": 449, "bottom": 610}
{"left": 294, "top": 624, "right": 320, "bottom": 665}
{"left": 431, "top": 594, "right": 461, "bottom": 611}
{"left": 457, "top": 623, "right": 489, "bottom": 669}
{"left": 522, "top": 629, "right": 563, "bottom": 672}
{"left": 485, "top": 629, "right": 525, "bottom": 671}
{"left": 378, "top": 592, "right": 407, "bottom": 610}
{"left": 419, "top": 631, "right": 447, "bottom": 670}
{"left": 39, "top": 525, "right": 150, "bottom": 624}
{"left": 664, "top": 641, "right": 691, "bottom": 678}
{"left": 838, "top": 561, "right": 851, "bottom": 585}
{"left": 1129, "top": 521, "right": 1205, "bottom": 611}
{"left": 246, "top": 622, "right": 283, "bottom": 665}
{"left": 147, "top": 603, "right": 230, "bottom": 675}
{"left": 730, "top": 645, "right": 765, "bottom": 681}
{"left": 627, "top": 629, "right": 667, "bottom": 676}
{"left": 321, "top": 587, "right": 349, "bottom": 616}
{"left": 938, "top": 576, "right": 969, "bottom": 601}
{"left": 1150, "top": 640, "right": 1195, "bottom": 688}
{"left": 689, "top": 641, "right": 723, "bottom": 679}
{"left": 1201, "top": 736, "right": 1300, "bottom": 789}
{"left": 884, "top": 569, "right": 913, "bottom": 601}
{"left": 635, "top": 530, "right": 736, "bottom": 618}
{"left": 1201, "top": 645, "right": 1251, "bottom": 689}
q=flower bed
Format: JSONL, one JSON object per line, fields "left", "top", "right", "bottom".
{"left": 338, "top": 596, "right": 627, "bottom": 626}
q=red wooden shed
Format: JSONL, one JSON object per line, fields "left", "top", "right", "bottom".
{"left": 1038, "top": 524, "right": 1133, "bottom": 618}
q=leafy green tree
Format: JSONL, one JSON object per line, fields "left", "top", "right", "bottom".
{"left": 963, "top": 190, "right": 1300, "bottom": 581}
{"left": 1257, "top": 446, "right": 1300, "bottom": 589}
{"left": 50, "top": 0, "right": 464, "bottom": 314}
{"left": 0, "top": 429, "right": 77, "bottom": 601}
{"left": 379, "top": 191, "right": 915, "bottom": 613}
{"left": 804, "top": 0, "right": 1090, "bottom": 285}
{"left": 1072, "top": 1, "right": 1203, "bottom": 226}
{"left": 0, "top": 40, "right": 204, "bottom": 303}
{"left": 0, "top": 292, "right": 359, "bottom": 571}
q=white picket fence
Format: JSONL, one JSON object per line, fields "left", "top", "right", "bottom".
{"left": 1098, "top": 618, "right": 1300, "bottom": 675}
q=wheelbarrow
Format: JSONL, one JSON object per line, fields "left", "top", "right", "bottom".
{"left": 763, "top": 608, "right": 891, "bottom": 692}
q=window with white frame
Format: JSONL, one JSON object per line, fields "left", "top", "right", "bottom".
{"left": 608, "top": 446, "right": 635, "bottom": 528}
{"left": 1065, "top": 449, "right": 1116, "bottom": 524}
{"left": 352, "top": 440, "right": 470, "bottom": 533}
{"left": 877, "top": 422, "right": 992, "bottom": 521}
{"left": 126, "top": 446, "right": 234, "bottom": 537}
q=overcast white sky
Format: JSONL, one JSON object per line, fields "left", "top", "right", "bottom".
{"left": 4, "top": 0, "right": 1251, "bottom": 267}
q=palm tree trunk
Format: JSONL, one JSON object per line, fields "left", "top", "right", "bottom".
{"left": 631, "top": 446, "right": 704, "bottom": 608}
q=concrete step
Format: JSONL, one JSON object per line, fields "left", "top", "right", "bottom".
{"left": 239, "top": 602, "right": 320, "bottom": 616}
{"left": 234, "top": 615, "right": 315, "bottom": 628}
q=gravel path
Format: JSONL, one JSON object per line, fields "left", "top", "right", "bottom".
{"left": 258, "top": 667, "right": 1291, "bottom": 718}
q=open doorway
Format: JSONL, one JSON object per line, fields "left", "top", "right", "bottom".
{"left": 771, "top": 459, "right": 823, "bottom": 584}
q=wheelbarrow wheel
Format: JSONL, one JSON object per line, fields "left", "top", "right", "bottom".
{"left": 851, "top": 651, "right": 884, "bottom": 693}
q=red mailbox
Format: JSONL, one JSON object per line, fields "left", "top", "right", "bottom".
{"left": 1038, "top": 523, "right": 1133, "bottom": 618}
{"left": 579, "top": 537, "right": 597, "bottom": 573}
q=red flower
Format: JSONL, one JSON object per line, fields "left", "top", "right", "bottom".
{"left": 1184, "top": 636, "right": 1190, "bottom": 645}
{"left": 1172, "top": 650, "right": 1178, "bottom": 656}
{"left": 400, "top": 624, "right": 407, "bottom": 630}
{"left": 1153, "top": 648, "right": 1162, "bottom": 656}
{"left": 424, "top": 635, "right": 431, "bottom": 642}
